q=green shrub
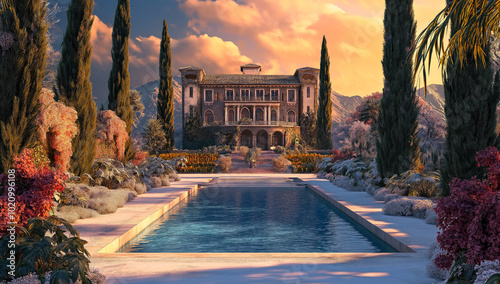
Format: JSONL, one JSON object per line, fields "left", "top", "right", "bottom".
{"left": 386, "top": 170, "right": 440, "bottom": 198}
{"left": 0, "top": 216, "right": 94, "bottom": 283}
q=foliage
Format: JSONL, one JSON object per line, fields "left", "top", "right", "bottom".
{"left": 159, "top": 153, "right": 218, "bottom": 173}
{"left": 95, "top": 110, "right": 128, "bottom": 161}
{"left": 377, "top": 0, "right": 421, "bottom": 180}
{"left": 36, "top": 89, "right": 79, "bottom": 172}
{"left": 89, "top": 159, "right": 131, "bottom": 189}
{"left": 129, "top": 89, "right": 145, "bottom": 127}
{"left": 157, "top": 19, "right": 175, "bottom": 151}
{"left": 239, "top": 146, "right": 249, "bottom": 157}
{"left": 0, "top": 216, "right": 94, "bottom": 283}
{"left": 272, "top": 145, "right": 286, "bottom": 154}
{"left": 108, "top": 0, "right": 134, "bottom": 162}
{"left": 386, "top": 170, "right": 440, "bottom": 198}
{"left": 383, "top": 197, "right": 433, "bottom": 219}
{"left": 0, "top": 149, "right": 66, "bottom": 233}
{"left": 29, "top": 142, "right": 51, "bottom": 170}
{"left": 331, "top": 148, "right": 355, "bottom": 164}
{"left": 350, "top": 121, "right": 376, "bottom": 159}
{"left": 61, "top": 183, "right": 132, "bottom": 215}
{"left": 273, "top": 156, "right": 291, "bottom": 170}
{"left": 475, "top": 260, "right": 500, "bottom": 284}
{"left": 349, "top": 92, "right": 382, "bottom": 125}
{"left": 300, "top": 110, "right": 316, "bottom": 147}
{"left": 285, "top": 153, "right": 330, "bottom": 173}
{"left": 0, "top": 0, "right": 48, "bottom": 173}
{"left": 216, "top": 156, "right": 232, "bottom": 173}
{"left": 183, "top": 106, "right": 202, "bottom": 149}
{"left": 439, "top": 33, "right": 499, "bottom": 195}
{"left": 434, "top": 147, "right": 500, "bottom": 272}
{"left": 142, "top": 119, "right": 167, "bottom": 156}
{"left": 130, "top": 150, "right": 148, "bottom": 166}
{"left": 55, "top": 0, "right": 96, "bottom": 176}
{"left": 316, "top": 35, "right": 333, "bottom": 150}
{"left": 245, "top": 148, "right": 259, "bottom": 165}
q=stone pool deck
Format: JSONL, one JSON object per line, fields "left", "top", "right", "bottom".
{"left": 73, "top": 174, "right": 439, "bottom": 284}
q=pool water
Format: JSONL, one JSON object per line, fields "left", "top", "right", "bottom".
{"left": 119, "top": 186, "right": 396, "bottom": 253}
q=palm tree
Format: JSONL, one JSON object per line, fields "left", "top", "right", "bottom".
{"left": 414, "top": 0, "right": 499, "bottom": 83}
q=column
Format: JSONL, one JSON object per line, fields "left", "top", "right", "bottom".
{"left": 277, "top": 107, "right": 280, "bottom": 122}
{"left": 264, "top": 106, "right": 267, "bottom": 123}
{"left": 237, "top": 105, "right": 240, "bottom": 121}
{"left": 224, "top": 106, "right": 227, "bottom": 125}
{"left": 253, "top": 106, "right": 256, "bottom": 121}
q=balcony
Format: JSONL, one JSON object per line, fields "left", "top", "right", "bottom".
{"left": 225, "top": 95, "right": 280, "bottom": 102}
{"left": 203, "top": 121, "right": 296, "bottom": 127}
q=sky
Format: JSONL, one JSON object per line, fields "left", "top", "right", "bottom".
{"left": 53, "top": 0, "right": 446, "bottom": 107}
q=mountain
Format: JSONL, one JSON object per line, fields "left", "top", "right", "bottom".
{"left": 416, "top": 84, "right": 445, "bottom": 121}
{"left": 331, "top": 92, "right": 364, "bottom": 123}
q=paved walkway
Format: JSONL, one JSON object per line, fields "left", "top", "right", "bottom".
{"left": 228, "top": 151, "right": 281, "bottom": 173}
{"left": 72, "top": 174, "right": 440, "bottom": 284}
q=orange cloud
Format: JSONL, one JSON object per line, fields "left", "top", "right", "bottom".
{"left": 178, "top": 0, "right": 444, "bottom": 96}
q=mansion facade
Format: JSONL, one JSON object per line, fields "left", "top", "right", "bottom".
{"left": 180, "top": 64, "right": 319, "bottom": 150}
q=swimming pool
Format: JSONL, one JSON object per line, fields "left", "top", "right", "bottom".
{"left": 119, "top": 185, "right": 396, "bottom": 253}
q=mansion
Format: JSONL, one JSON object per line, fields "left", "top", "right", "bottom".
{"left": 180, "top": 64, "right": 319, "bottom": 150}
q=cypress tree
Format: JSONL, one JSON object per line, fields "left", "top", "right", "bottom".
{"left": 55, "top": 0, "right": 96, "bottom": 176}
{"left": 376, "top": 0, "right": 421, "bottom": 179}
{"left": 157, "top": 19, "right": 175, "bottom": 151}
{"left": 315, "top": 35, "right": 333, "bottom": 150}
{"left": 108, "top": 0, "right": 134, "bottom": 161}
{"left": 440, "top": 0, "right": 499, "bottom": 195}
{"left": 0, "top": 0, "right": 48, "bottom": 173}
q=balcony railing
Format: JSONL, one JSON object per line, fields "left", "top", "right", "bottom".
{"left": 225, "top": 95, "right": 280, "bottom": 102}
{"left": 203, "top": 121, "right": 296, "bottom": 127}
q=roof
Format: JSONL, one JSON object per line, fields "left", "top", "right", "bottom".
{"left": 241, "top": 63, "right": 261, "bottom": 68}
{"left": 201, "top": 74, "right": 300, "bottom": 85}
{"left": 179, "top": 66, "right": 203, "bottom": 71}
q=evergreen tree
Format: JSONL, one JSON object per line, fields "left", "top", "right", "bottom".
{"left": 55, "top": 0, "right": 96, "bottom": 176}
{"left": 108, "top": 0, "right": 134, "bottom": 162}
{"left": 157, "top": 19, "right": 175, "bottom": 151}
{"left": 376, "top": 0, "right": 421, "bottom": 179}
{"left": 315, "top": 36, "right": 333, "bottom": 150}
{"left": 0, "top": 0, "right": 48, "bottom": 173}
{"left": 440, "top": 2, "right": 499, "bottom": 195}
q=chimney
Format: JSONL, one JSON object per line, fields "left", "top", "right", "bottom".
{"left": 240, "top": 63, "right": 261, "bottom": 75}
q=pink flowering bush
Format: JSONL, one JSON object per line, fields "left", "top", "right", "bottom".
{"left": 36, "top": 88, "right": 78, "bottom": 172}
{"left": 0, "top": 149, "right": 67, "bottom": 233}
{"left": 435, "top": 146, "right": 500, "bottom": 270}
{"left": 95, "top": 110, "right": 128, "bottom": 161}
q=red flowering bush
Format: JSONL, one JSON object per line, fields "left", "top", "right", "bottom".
{"left": 95, "top": 110, "right": 128, "bottom": 161}
{"left": 36, "top": 88, "right": 79, "bottom": 172}
{"left": 331, "top": 148, "right": 355, "bottom": 164}
{"left": 435, "top": 146, "right": 500, "bottom": 269}
{"left": 130, "top": 151, "right": 148, "bottom": 166}
{"left": 0, "top": 149, "right": 67, "bottom": 234}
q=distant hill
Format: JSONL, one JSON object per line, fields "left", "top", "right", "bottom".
{"left": 331, "top": 91, "right": 364, "bottom": 123}
{"left": 416, "top": 84, "right": 445, "bottom": 121}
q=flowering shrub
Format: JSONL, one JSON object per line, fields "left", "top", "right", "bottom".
{"left": 0, "top": 149, "right": 66, "bottom": 233}
{"left": 159, "top": 153, "right": 219, "bottom": 173}
{"left": 216, "top": 156, "right": 232, "bottom": 173}
{"left": 285, "top": 153, "right": 330, "bottom": 173}
{"left": 36, "top": 88, "right": 79, "bottom": 172}
{"left": 331, "top": 148, "right": 355, "bottom": 164}
{"left": 130, "top": 150, "right": 148, "bottom": 166}
{"left": 434, "top": 147, "right": 500, "bottom": 270}
{"left": 95, "top": 110, "right": 128, "bottom": 161}
{"left": 273, "top": 156, "right": 291, "bottom": 170}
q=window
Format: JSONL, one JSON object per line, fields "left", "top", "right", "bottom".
{"left": 228, "top": 109, "right": 235, "bottom": 122}
{"left": 189, "top": 86, "right": 193, "bottom": 98}
{"left": 256, "top": 108, "right": 264, "bottom": 121}
{"left": 307, "top": 87, "right": 310, "bottom": 98}
{"left": 271, "top": 89, "right": 279, "bottom": 101}
{"left": 226, "top": 89, "right": 234, "bottom": 101}
{"left": 241, "top": 89, "right": 250, "bottom": 101}
{"left": 205, "top": 110, "right": 214, "bottom": 124}
{"left": 256, "top": 89, "right": 264, "bottom": 101}
{"left": 205, "top": 89, "right": 213, "bottom": 102}
{"left": 271, "top": 110, "right": 277, "bottom": 121}
{"left": 307, "top": 106, "right": 310, "bottom": 113}
{"left": 287, "top": 110, "right": 296, "bottom": 123}
{"left": 241, "top": 108, "right": 250, "bottom": 119}
{"left": 288, "top": 89, "right": 296, "bottom": 102}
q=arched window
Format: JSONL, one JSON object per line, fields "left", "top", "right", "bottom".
{"left": 241, "top": 108, "right": 250, "bottom": 119}
{"left": 205, "top": 110, "right": 214, "bottom": 124}
{"left": 287, "top": 110, "right": 296, "bottom": 123}
{"left": 228, "top": 109, "right": 235, "bottom": 122}
{"left": 271, "top": 110, "right": 277, "bottom": 121}
{"left": 255, "top": 108, "right": 264, "bottom": 121}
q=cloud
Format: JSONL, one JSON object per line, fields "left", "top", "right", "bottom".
{"left": 177, "top": 0, "right": 444, "bottom": 96}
